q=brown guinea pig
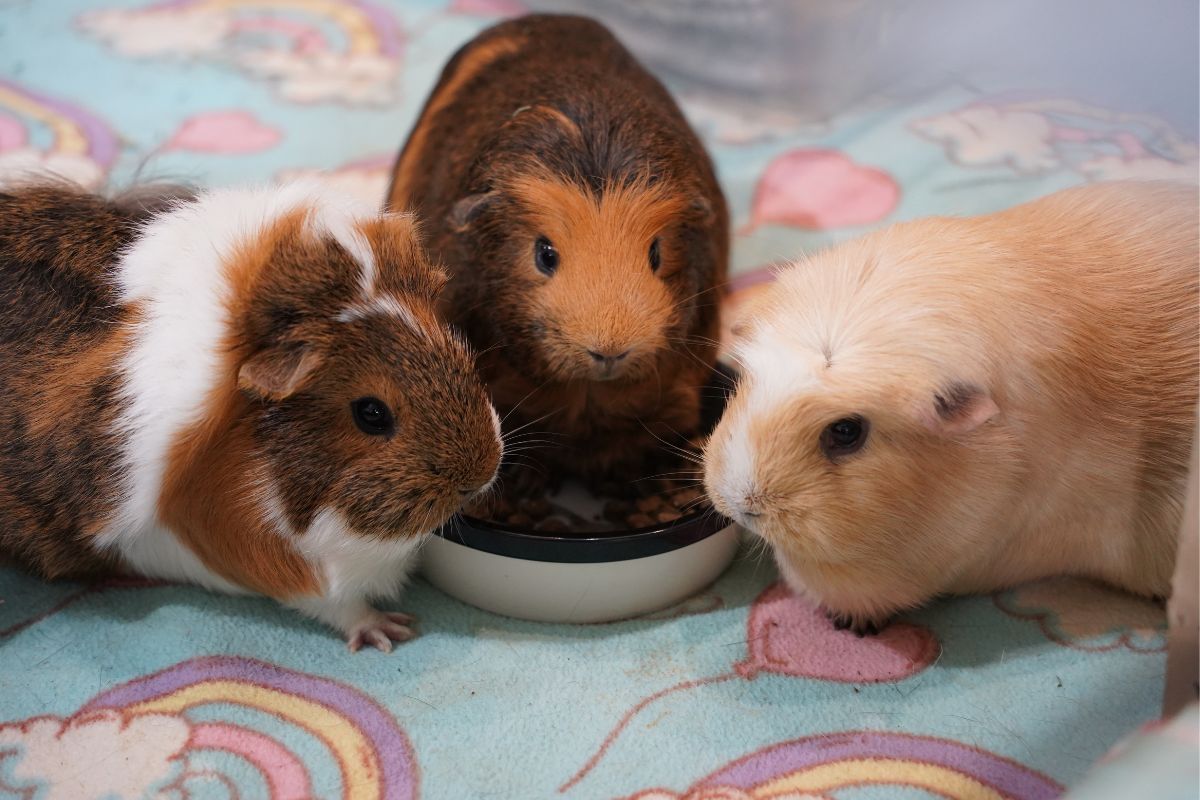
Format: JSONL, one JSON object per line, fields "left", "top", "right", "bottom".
{"left": 705, "top": 181, "right": 1199, "bottom": 634}
{"left": 386, "top": 14, "right": 729, "bottom": 485}
{"left": 0, "top": 180, "right": 502, "bottom": 652}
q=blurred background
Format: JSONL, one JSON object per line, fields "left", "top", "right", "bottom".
{"left": 542, "top": 0, "right": 1199, "bottom": 136}
{"left": 0, "top": 0, "right": 1196, "bottom": 279}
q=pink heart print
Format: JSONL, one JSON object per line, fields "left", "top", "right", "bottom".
{"left": 735, "top": 583, "right": 939, "bottom": 682}
{"left": 743, "top": 148, "right": 899, "bottom": 232}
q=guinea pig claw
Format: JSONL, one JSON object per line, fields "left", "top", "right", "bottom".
{"left": 826, "top": 610, "right": 882, "bottom": 637}
{"left": 346, "top": 610, "right": 419, "bottom": 653}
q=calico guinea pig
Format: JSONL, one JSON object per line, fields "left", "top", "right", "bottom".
{"left": 0, "top": 181, "right": 502, "bottom": 652}
{"left": 386, "top": 14, "right": 728, "bottom": 484}
{"left": 705, "top": 181, "right": 1199, "bottom": 634}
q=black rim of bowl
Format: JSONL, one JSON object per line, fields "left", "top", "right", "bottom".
{"left": 435, "top": 508, "right": 733, "bottom": 564}
{"left": 434, "top": 363, "right": 738, "bottom": 564}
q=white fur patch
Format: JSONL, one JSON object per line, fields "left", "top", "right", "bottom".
{"left": 324, "top": 215, "right": 377, "bottom": 297}
{"left": 735, "top": 324, "right": 825, "bottom": 414}
{"left": 271, "top": 500, "right": 423, "bottom": 633}
{"left": 336, "top": 294, "right": 421, "bottom": 334}
{"left": 107, "top": 522, "right": 245, "bottom": 595}
{"left": 714, "top": 416, "right": 758, "bottom": 523}
{"left": 711, "top": 319, "right": 827, "bottom": 528}
{"left": 93, "top": 180, "right": 392, "bottom": 585}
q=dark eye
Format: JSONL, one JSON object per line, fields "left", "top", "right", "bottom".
{"left": 351, "top": 397, "right": 394, "bottom": 436}
{"left": 820, "top": 416, "right": 868, "bottom": 458}
{"left": 534, "top": 236, "right": 559, "bottom": 276}
{"left": 649, "top": 238, "right": 661, "bottom": 272}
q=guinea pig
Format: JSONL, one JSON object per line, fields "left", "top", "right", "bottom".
{"left": 0, "top": 181, "right": 503, "bottom": 652}
{"left": 386, "top": 14, "right": 728, "bottom": 484}
{"left": 705, "top": 181, "right": 1199, "bottom": 634}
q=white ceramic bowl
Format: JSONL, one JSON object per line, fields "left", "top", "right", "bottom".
{"left": 422, "top": 365, "right": 740, "bottom": 623}
{"left": 422, "top": 510, "right": 739, "bottom": 623}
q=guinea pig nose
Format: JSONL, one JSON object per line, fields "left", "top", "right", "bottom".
{"left": 587, "top": 348, "right": 630, "bottom": 364}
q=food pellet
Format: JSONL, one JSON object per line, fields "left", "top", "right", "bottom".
{"left": 635, "top": 496, "right": 662, "bottom": 513}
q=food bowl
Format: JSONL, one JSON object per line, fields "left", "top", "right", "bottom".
{"left": 422, "top": 366, "right": 739, "bottom": 623}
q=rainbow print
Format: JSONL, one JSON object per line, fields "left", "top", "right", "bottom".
{"left": 82, "top": 656, "right": 418, "bottom": 800}
{"left": 157, "top": 0, "right": 406, "bottom": 58}
{"left": 0, "top": 79, "right": 118, "bottom": 185}
{"left": 688, "top": 731, "right": 1064, "bottom": 799}
{"left": 80, "top": 0, "right": 408, "bottom": 106}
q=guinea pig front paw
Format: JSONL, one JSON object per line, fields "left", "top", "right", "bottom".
{"left": 346, "top": 610, "right": 418, "bottom": 653}
{"left": 826, "top": 609, "right": 885, "bottom": 637}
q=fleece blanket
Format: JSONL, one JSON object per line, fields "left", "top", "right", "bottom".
{"left": 1, "top": 1, "right": 1197, "bottom": 798}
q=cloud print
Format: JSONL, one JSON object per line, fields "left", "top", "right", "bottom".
{"left": 0, "top": 148, "right": 105, "bottom": 190}
{"left": 911, "top": 105, "right": 1060, "bottom": 173}
{"left": 78, "top": 4, "right": 402, "bottom": 106}
{"left": 0, "top": 710, "right": 190, "bottom": 800}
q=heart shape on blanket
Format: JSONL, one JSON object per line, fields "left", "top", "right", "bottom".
{"left": 735, "top": 583, "right": 940, "bottom": 682}
{"left": 741, "top": 148, "right": 899, "bottom": 232}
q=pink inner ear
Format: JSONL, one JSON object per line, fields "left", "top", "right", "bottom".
{"left": 920, "top": 386, "right": 1000, "bottom": 436}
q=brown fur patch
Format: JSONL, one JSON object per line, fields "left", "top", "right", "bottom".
{"left": 507, "top": 171, "right": 684, "bottom": 370}
{"left": 385, "top": 14, "right": 729, "bottom": 483}
{"left": 158, "top": 387, "right": 321, "bottom": 598}
{"left": 357, "top": 214, "right": 448, "bottom": 300}
{"left": 387, "top": 32, "right": 526, "bottom": 210}
{"left": 159, "top": 201, "right": 502, "bottom": 598}
{"left": 0, "top": 186, "right": 152, "bottom": 579}
{"left": 157, "top": 211, "right": 323, "bottom": 599}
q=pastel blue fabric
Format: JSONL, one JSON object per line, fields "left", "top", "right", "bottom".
{"left": 1, "top": 2, "right": 1195, "bottom": 798}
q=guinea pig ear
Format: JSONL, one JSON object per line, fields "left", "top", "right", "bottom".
{"left": 448, "top": 192, "right": 495, "bottom": 232}
{"left": 689, "top": 195, "right": 717, "bottom": 225}
{"left": 920, "top": 383, "right": 999, "bottom": 437}
{"left": 237, "top": 343, "right": 322, "bottom": 401}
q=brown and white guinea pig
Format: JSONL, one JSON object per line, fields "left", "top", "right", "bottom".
{"left": 0, "top": 180, "right": 502, "bottom": 652}
{"left": 705, "top": 181, "right": 1199, "bottom": 634}
{"left": 386, "top": 14, "right": 728, "bottom": 484}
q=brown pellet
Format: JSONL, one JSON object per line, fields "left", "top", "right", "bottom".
{"left": 524, "top": 497, "right": 551, "bottom": 517}
{"left": 635, "top": 495, "right": 663, "bottom": 513}
{"left": 626, "top": 512, "right": 654, "bottom": 528}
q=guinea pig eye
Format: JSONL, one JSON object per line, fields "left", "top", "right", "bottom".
{"left": 649, "top": 238, "right": 661, "bottom": 272}
{"left": 351, "top": 397, "right": 394, "bottom": 436}
{"left": 820, "top": 416, "right": 868, "bottom": 459}
{"left": 534, "top": 236, "right": 559, "bottom": 276}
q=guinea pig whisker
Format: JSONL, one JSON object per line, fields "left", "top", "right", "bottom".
{"left": 471, "top": 340, "right": 508, "bottom": 360}
{"left": 503, "top": 441, "right": 558, "bottom": 452}
{"left": 670, "top": 282, "right": 726, "bottom": 310}
{"left": 665, "top": 336, "right": 728, "bottom": 372}
{"left": 504, "top": 428, "right": 569, "bottom": 445}
{"left": 639, "top": 469, "right": 704, "bottom": 481}
{"left": 501, "top": 409, "right": 559, "bottom": 442}
{"left": 502, "top": 447, "right": 556, "bottom": 460}
{"left": 500, "top": 378, "right": 558, "bottom": 427}
{"left": 501, "top": 453, "right": 547, "bottom": 472}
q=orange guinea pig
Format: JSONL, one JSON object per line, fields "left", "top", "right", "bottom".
{"left": 705, "top": 182, "right": 1198, "bottom": 634}
{"left": 387, "top": 14, "right": 729, "bottom": 485}
{"left": 0, "top": 181, "right": 502, "bottom": 651}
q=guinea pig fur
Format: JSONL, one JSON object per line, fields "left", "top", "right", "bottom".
{"left": 0, "top": 181, "right": 503, "bottom": 652}
{"left": 386, "top": 14, "right": 728, "bottom": 483}
{"left": 705, "top": 181, "right": 1199, "bottom": 634}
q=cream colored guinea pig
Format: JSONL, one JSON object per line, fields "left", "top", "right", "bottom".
{"left": 705, "top": 181, "right": 1199, "bottom": 633}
